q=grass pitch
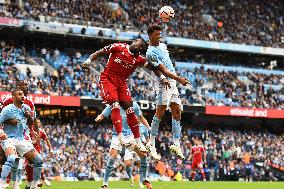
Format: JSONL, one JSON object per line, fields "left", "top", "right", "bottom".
{"left": 19, "top": 181, "right": 284, "bottom": 189}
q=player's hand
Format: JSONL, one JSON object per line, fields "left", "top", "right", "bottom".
{"left": 24, "top": 110, "right": 32, "bottom": 118}
{"left": 178, "top": 77, "right": 191, "bottom": 86}
{"left": 0, "top": 130, "right": 7, "bottom": 140}
{"left": 50, "top": 150, "right": 55, "bottom": 158}
{"left": 160, "top": 78, "right": 171, "bottom": 90}
{"left": 95, "top": 114, "right": 104, "bottom": 123}
{"left": 4, "top": 118, "right": 18, "bottom": 126}
{"left": 81, "top": 62, "right": 91, "bottom": 71}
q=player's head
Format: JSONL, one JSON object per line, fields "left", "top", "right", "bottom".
{"left": 36, "top": 119, "right": 42, "bottom": 128}
{"left": 12, "top": 89, "right": 25, "bottom": 104}
{"left": 194, "top": 137, "right": 200, "bottom": 145}
{"left": 129, "top": 38, "right": 148, "bottom": 55}
{"left": 16, "top": 80, "right": 29, "bottom": 95}
{"left": 147, "top": 24, "right": 162, "bottom": 44}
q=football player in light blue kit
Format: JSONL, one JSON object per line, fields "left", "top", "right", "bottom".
{"left": 95, "top": 102, "right": 153, "bottom": 189}
{"left": 146, "top": 24, "right": 190, "bottom": 160}
{"left": 0, "top": 89, "right": 43, "bottom": 189}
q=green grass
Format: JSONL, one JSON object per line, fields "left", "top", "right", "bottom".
{"left": 19, "top": 181, "right": 284, "bottom": 189}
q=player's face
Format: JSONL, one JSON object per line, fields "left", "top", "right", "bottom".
{"left": 18, "top": 81, "right": 29, "bottom": 95}
{"left": 37, "top": 119, "right": 42, "bottom": 128}
{"left": 130, "top": 39, "right": 144, "bottom": 55}
{"left": 149, "top": 30, "right": 161, "bottom": 43}
{"left": 13, "top": 90, "right": 25, "bottom": 104}
{"left": 194, "top": 139, "right": 199, "bottom": 145}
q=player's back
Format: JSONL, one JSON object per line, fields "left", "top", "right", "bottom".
{"left": 101, "top": 43, "right": 146, "bottom": 80}
{"left": 146, "top": 43, "right": 176, "bottom": 74}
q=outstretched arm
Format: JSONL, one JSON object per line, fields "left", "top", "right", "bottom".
{"left": 156, "top": 64, "right": 190, "bottom": 86}
{"left": 82, "top": 49, "right": 106, "bottom": 70}
{"left": 145, "top": 62, "right": 170, "bottom": 89}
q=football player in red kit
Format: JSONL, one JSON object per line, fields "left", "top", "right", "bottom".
{"left": 25, "top": 119, "right": 53, "bottom": 188}
{"left": 82, "top": 38, "right": 188, "bottom": 153}
{"left": 189, "top": 138, "right": 206, "bottom": 181}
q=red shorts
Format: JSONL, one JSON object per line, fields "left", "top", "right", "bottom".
{"left": 191, "top": 161, "right": 203, "bottom": 170}
{"left": 99, "top": 75, "right": 132, "bottom": 103}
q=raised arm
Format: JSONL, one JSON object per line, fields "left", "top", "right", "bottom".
{"left": 82, "top": 49, "right": 106, "bottom": 70}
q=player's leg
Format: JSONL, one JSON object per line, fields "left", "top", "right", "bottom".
{"left": 136, "top": 151, "right": 152, "bottom": 189}
{"left": 124, "top": 150, "right": 134, "bottom": 188}
{"left": 19, "top": 140, "right": 43, "bottom": 189}
{"left": 25, "top": 161, "right": 34, "bottom": 188}
{"left": 1, "top": 139, "right": 17, "bottom": 187}
{"left": 11, "top": 157, "right": 20, "bottom": 189}
{"left": 102, "top": 135, "right": 121, "bottom": 189}
{"left": 99, "top": 79, "right": 126, "bottom": 145}
{"left": 17, "top": 158, "right": 24, "bottom": 185}
{"left": 191, "top": 163, "right": 197, "bottom": 181}
{"left": 118, "top": 84, "right": 146, "bottom": 152}
{"left": 146, "top": 82, "right": 168, "bottom": 159}
{"left": 168, "top": 90, "right": 185, "bottom": 159}
{"left": 198, "top": 163, "right": 206, "bottom": 181}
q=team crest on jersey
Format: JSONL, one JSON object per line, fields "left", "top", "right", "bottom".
{"left": 114, "top": 57, "right": 122, "bottom": 64}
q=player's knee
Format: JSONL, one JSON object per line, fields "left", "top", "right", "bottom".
{"left": 125, "top": 107, "right": 134, "bottom": 115}
{"left": 33, "top": 154, "right": 43, "bottom": 167}
{"left": 111, "top": 101, "right": 120, "bottom": 109}
{"left": 125, "top": 161, "right": 132, "bottom": 167}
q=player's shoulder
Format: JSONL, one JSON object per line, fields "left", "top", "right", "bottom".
{"left": 24, "top": 98, "right": 35, "bottom": 109}
{"left": 1, "top": 103, "right": 14, "bottom": 112}
{"left": 112, "top": 43, "right": 128, "bottom": 49}
{"left": 22, "top": 103, "right": 31, "bottom": 110}
{"left": 133, "top": 101, "right": 141, "bottom": 109}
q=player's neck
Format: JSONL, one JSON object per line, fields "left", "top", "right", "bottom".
{"left": 13, "top": 101, "right": 22, "bottom": 109}
{"left": 149, "top": 41, "right": 159, "bottom": 46}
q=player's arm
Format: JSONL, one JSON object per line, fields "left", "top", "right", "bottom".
{"left": 95, "top": 105, "right": 111, "bottom": 123}
{"left": 82, "top": 48, "right": 106, "bottom": 70}
{"left": 33, "top": 118, "right": 40, "bottom": 134}
{"left": 23, "top": 106, "right": 35, "bottom": 136}
{"left": 138, "top": 115, "right": 150, "bottom": 130}
{"left": 145, "top": 62, "right": 170, "bottom": 89}
{"left": 156, "top": 64, "right": 190, "bottom": 86}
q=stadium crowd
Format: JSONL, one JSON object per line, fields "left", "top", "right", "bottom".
{"left": 1, "top": 41, "right": 284, "bottom": 109}
{"left": 40, "top": 119, "right": 283, "bottom": 181}
{"left": 0, "top": 0, "right": 283, "bottom": 47}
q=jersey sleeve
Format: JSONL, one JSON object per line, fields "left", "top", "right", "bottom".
{"left": 40, "top": 130, "right": 48, "bottom": 140}
{"left": 1, "top": 98, "right": 13, "bottom": 111}
{"left": 138, "top": 56, "right": 147, "bottom": 67}
{"left": 133, "top": 102, "right": 142, "bottom": 117}
{"left": 146, "top": 50, "right": 162, "bottom": 67}
{"left": 0, "top": 106, "right": 11, "bottom": 124}
{"left": 103, "top": 43, "right": 124, "bottom": 55}
{"left": 101, "top": 105, "right": 112, "bottom": 117}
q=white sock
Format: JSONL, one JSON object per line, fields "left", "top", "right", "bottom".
{"left": 135, "top": 138, "right": 141, "bottom": 143}
{"left": 173, "top": 138, "right": 180, "bottom": 147}
{"left": 103, "top": 182, "right": 108, "bottom": 186}
{"left": 150, "top": 136, "right": 156, "bottom": 146}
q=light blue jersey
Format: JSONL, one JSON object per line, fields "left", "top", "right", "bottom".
{"left": 0, "top": 104, "right": 32, "bottom": 140}
{"left": 102, "top": 102, "right": 143, "bottom": 137}
{"left": 146, "top": 43, "right": 176, "bottom": 74}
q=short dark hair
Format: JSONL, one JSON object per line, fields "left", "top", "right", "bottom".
{"left": 16, "top": 79, "right": 26, "bottom": 87}
{"left": 147, "top": 24, "right": 162, "bottom": 35}
{"left": 12, "top": 88, "right": 22, "bottom": 96}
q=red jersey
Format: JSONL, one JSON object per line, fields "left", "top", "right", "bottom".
{"left": 101, "top": 43, "right": 147, "bottom": 80}
{"left": 191, "top": 145, "right": 205, "bottom": 163}
{"left": 32, "top": 128, "right": 48, "bottom": 153}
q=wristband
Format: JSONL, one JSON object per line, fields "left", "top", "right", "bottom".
{"left": 85, "top": 58, "right": 92, "bottom": 64}
{"left": 159, "top": 75, "right": 166, "bottom": 82}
